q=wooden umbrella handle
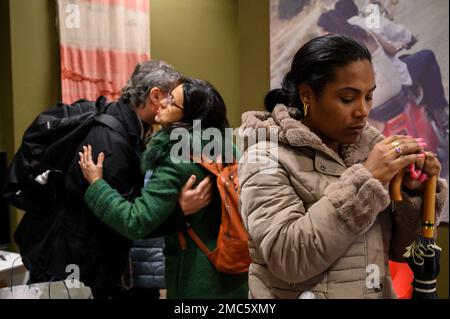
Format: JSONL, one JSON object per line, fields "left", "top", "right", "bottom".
{"left": 389, "top": 170, "right": 405, "bottom": 201}
{"left": 389, "top": 171, "right": 437, "bottom": 239}
{"left": 422, "top": 175, "right": 437, "bottom": 239}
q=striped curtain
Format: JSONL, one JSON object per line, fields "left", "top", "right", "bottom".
{"left": 57, "top": 0, "right": 150, "bottom": 103}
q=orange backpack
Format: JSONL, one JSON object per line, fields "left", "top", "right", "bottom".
{"left": 177, "top": 161, "right": 252, "bottom": 274}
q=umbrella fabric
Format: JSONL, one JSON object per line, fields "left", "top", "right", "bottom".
{"left": 403, "top": 237, "right": 441, "bottom": 299}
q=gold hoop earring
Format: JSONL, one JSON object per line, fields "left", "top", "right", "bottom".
{"left": 303, "top": 103, "right": 309, "bottom": 117}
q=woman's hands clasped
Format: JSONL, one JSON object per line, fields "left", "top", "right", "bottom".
{"left": 363, "top": 135, "right": 441, "bottom": 192}
{"left": 402, "top": 151, "right": 441, "bottom": 193}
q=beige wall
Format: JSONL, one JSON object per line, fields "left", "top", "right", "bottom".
{"left": 2, "top": 0, "right": 61, "bottom": 250}
{"left": 239, "top": 0, "right": 270, "bottom": 115}
{"left": 151, "top": 0, "right": 240, "bottom": 127}
{"left": 9, "top": 0, "right": 61, "bottom": 147}
{"left": 1, "top": 0, "right": 448, "bottom": 298}
{"left": 150, "top": 0, "right": 270, "bottom": 127}
{"left": 0, "top": 0, "right": 14, "bottom": 159}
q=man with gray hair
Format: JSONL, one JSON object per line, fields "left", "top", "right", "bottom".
{"left": 14, "top": 60, "right": 211, "bottom": 298}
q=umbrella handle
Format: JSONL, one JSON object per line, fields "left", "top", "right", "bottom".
{"left": 422, "top": 175, "right": 437, "bottom": 239}
{"left": 389, "top": 170, "right": 405, "bottom": 201}
{"left": 389, "top": 170, "right": 437, "bottom": 239}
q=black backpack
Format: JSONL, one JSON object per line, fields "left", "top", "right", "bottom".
{"left": 2, "top": 96, "right": 126, "bottom": 216}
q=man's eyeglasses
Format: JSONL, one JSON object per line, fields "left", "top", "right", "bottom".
{"left": 164, "top": 92, "right": 184, "bottom": 111}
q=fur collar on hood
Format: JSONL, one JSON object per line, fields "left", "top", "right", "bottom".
{"left": 240, "top": 104, "right": 384, "bottom": 167}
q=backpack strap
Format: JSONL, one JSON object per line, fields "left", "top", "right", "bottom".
{"left": 186, "top": 228, "right": 212, "bottom": 256}
{"left": 95, "top": 96, "right": 108, "bottom": 112}
{"left": 177, "top": 231, "right": 188, "bottom": 250}
{"left": 94, "top": 113, "right": 128, "bottom": 142}
{"left": 177, "top": 228, "right": 213, "bottom": 259}
{"left": 91, "top": 96, "right": 128, "bottom": 141}
{"left": 178, "top": 158, "right": 231, "bottom": 260}
{"left": 197, "top": 161, "right": 221, "bottom": 176}
{"left": 191, "top": 155, "right": 235, "bottom": 177}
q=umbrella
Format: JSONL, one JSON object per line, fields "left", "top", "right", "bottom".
{"left": 390, "top": 171, "right": 441, "bottom": 299}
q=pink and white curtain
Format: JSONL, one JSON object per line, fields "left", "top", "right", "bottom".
{"left": 57, "top": 0, "right": 150, "bottom": 103}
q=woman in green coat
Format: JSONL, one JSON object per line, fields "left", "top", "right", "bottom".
{"left": 78, "top": 77, "right": 248, "bottom": 299}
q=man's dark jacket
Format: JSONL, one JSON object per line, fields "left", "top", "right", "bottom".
{"left": 15, "top": 99, "right": 147, "bottom": 298}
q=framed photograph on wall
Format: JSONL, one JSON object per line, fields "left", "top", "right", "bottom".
{"left": 270, "top": 0, "right": 449, "bottom": 222}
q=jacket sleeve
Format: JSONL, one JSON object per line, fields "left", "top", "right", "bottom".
{"left": 239, "top": 147, "right": 391, "bottom": 284}
{"left": 83, "top": 157, "right": 193, "bottom": 240}
{"left": 389, "top": 177, "right": 449, "bottom": 261}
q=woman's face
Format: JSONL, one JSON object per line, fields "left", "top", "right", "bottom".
{"left": 303, "top": 59, "right": 376, "bottom": 147}
{"left": 155, "top": 84, "right": 184, "bottom": 126}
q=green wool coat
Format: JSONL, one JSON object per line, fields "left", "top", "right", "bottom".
{"left": 84, "top": 128, "right": 248, "bottom": 299}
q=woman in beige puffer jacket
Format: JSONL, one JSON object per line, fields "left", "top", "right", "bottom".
{"left": 238, "top": 35, "right": 448, "bottom": 299}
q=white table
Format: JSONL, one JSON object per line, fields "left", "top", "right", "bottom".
{"left": 0, "top": 250, "right": 29, "bottom": 288}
